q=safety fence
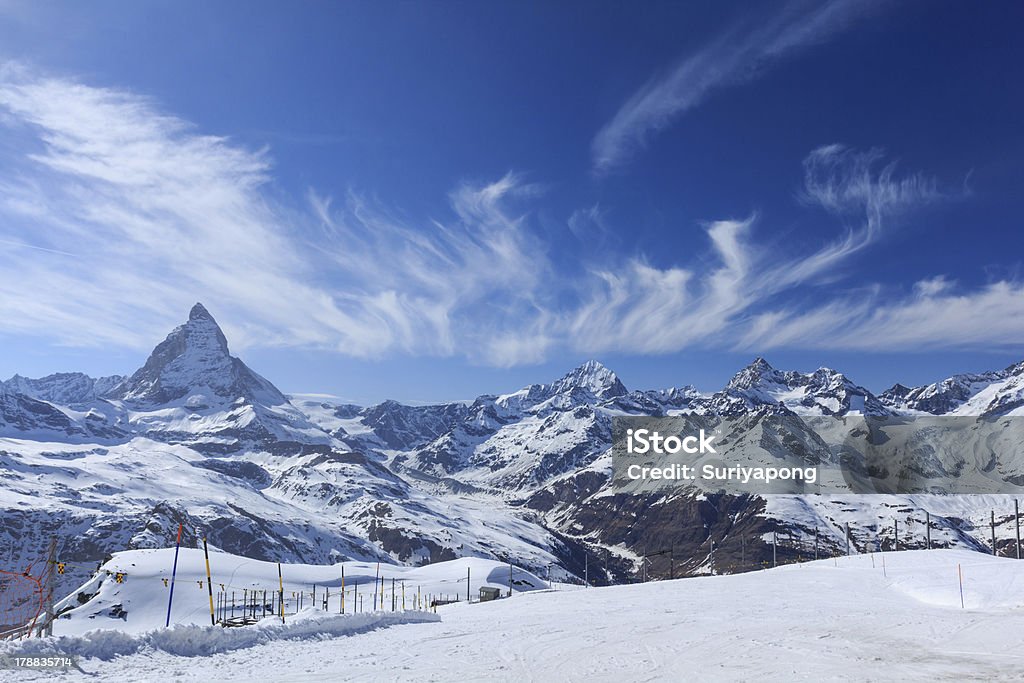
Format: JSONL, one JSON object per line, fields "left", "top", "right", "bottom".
{"left": 0, "top": 539, "right": 57, "bottom": 640}
{"left": 631, "top": 501, "right": 1024, "bottom": 580}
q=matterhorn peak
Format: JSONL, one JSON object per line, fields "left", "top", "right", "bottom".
{"left": 189, "top": 302, "right": 215, "bottom": 321}
{"left": 106, "top": 303, "right": 283, "bottom": 406}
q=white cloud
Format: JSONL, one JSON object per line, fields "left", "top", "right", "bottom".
{"left": 0, "top": 63, "right": 1013, "bottom": 369}
{"left": 0, "top": 65, "right": 551, "bottom": 362}
{"left": 739, "top": 280, "right": 1024, "bottom": 351}
{"left": 568, "top": 145, "right": 952, "bottom": 356}
{"left": 308, "top": 172, "right": 554, "bottom": 365}
{"left": 591, "top": 0, "right": 875, "bottom": 174}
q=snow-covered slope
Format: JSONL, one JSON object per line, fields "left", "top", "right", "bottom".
{"left": 8, "top": 549, "right": 1024, "bottom": 681}
{"left": 3, "top": 373, "right": 124, "bottom": 407}
{"left": 49, "top": 548, "right": 546, "bottom": 636}
{"left": 0, "top": 381, "right": 124, "bottom": 441}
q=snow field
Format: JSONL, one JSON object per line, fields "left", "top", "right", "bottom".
{"left": 4, "top": 548, "right": 1024, "bottom": 681}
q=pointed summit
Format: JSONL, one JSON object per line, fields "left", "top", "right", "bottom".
{"left": 106, "top": 303, "right": 283, "bottom": 406}
{"left": 189, "top": 302, "right": 214, "bottom": 321}
{"left": 726, "top": 357, "right": 780, "bottom": 391}
{"left": 551, "top": 360, "right": 627, "bottom": 399}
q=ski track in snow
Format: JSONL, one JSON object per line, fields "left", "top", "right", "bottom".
{"left": 5, "top": 549, "right": 1024, "bottom": 682}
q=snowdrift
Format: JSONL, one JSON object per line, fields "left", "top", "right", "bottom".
{"left": 0, "top": 609, "right": 439, "bottom": 661}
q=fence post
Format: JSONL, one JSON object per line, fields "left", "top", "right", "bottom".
{"left": 845, "top": 523, "right": 850, "bottom": 556}
{"left": 341, "top": 566, "right": 345, "bottom": 614}
{"left": 772, "top": 531, "right": 777, "bottom": 568}
{"left": 466, "top": 567, "right": 471, "bottom": 602}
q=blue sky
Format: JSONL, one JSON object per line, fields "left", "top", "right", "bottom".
{"left": 0, "top": 0, "right": 1023, "bottom": 403}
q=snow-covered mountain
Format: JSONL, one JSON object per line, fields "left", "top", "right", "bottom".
{"left": 687, "top": 357, "right": 893, "bottom": 417}
{"left": 0, "top": 305, "right": 569, "bottom": 600}
{"left": 5, "top": 303, "right": 1024, "bottom": 596}
{"left": 0, "top": 376, "right": 125, "bottom": 441}
{"left": 100, "top": 303, "right": 333, "bottom": 455}
{"left": 879, "top": 360, "right": 1024, "bottom": 416}
{"left": 3, "top": 372, "right": 124, "bottom": 407}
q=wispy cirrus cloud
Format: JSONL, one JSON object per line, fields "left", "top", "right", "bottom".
{"left": 739, "top": 279, "right": 1024, "bottom": 352}
{"left": 0, "top": 63, "right": 1015, "bottom": 370}
{"left": 308, "top": 172, "right": 555, "bottom": 365}
{"left": 569, "top": 144, "right": 959, "bottom": 356}
{"left": 591, "top": 0, "right": 876, "bottom": 174}
{"left": 0, "top": 64, "right": 551, "bottom": 362}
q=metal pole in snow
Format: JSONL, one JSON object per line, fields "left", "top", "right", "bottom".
{"left": 1016, "top": 500, "right": 1021, "bottom": 560}
{"left": 894, "top": 519, "right": 898, "bottom": 552}
{"left": 341, "top": 566, "right": 345, "bottom": 614}
{"left": 814, "top": 527, "right": 818, "bottom": 561}
{"left": 927, "top": 511, "right": 931, "bottom": 550}
{"left": 277, "top": 562, "right": 285, "bottom": 624}
{"left": 991, "top": 510, "right": 997, "bottom": 555}
{"left": 467, "top": 567, "right": 471, "bottom": 602}
{"left": 41, "top": 537, "right": 56, "bottom": 637}
{"left": 165, "top": 523, "right": 183, "bottom": 628}
{"left": 772, "top": 532, "right": 777, "bottom": 568}
{"left": 584, "top": 553, "right": 588, "bottom": 587}
{"left": 958, "top": 563, "right": 965, "bottom": 609}
{"left": 845, "top": 523, "right": 850, "bottom": 556}
{"left": 202, "top": 537, "right": 215, "bottom": 626}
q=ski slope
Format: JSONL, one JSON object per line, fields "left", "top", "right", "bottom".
{"left": 4, "top": 548, "right": 1024, "bottom": 681}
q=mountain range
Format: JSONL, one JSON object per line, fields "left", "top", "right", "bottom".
{"left": 3, "top": 303, "right": 1024, "bottom": 595}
